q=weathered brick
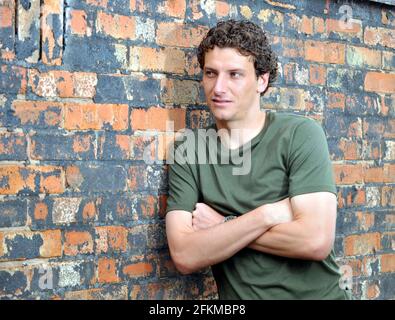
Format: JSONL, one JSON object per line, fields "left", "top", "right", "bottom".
{"left": 64, "top": 285, "right": 128, "bottom": 300}
{"left": 98, "top": 132, "right": 131, "bottom": 160}
{"left": 11, "top": 101, "right": 62, "bottom": 129}
{"left": 0, "top": 131, "right": 27, "bottom": 160}
{"left": 65, "top": 164, "right": 127, "bottom": 193}
{"left": 97, "top": 258, "right": 120, "bottom": 283}
{"left": 0, "top": 165, "right": 64, "bottom": 195}
{"left": 52, "top": 197, "right": 81, "bottom": 225}
{"left": 67, "top": 9, "right": 90, "bottom": 37}
{"left": 188, "top": 109, "right": 213, "bottom": 129}
{"left": 95, "top": 226, "right": 128, "bottom": 254}
{"left": 327, "top": 68, "right": 364, "bottom": 91}
{"left": 41, "top": 0, "right": 64, "bottom": 65}
{"left": 346, "top": 46, "right": 381, "bottom": 69}
{"left": 309, "top": 64, "right": 326, "bottom": 86}
{"left": 363, "top": 164, "right": 394, "bottom": 183}
{"left": 216, "top": 1, "right": 230, "bottom": 17}
{"left": 157, "top": 0, "right": 186, "bottom": 18}
{"left": 157, "top": 22, "right": 208, "bottom": 48}
{"left": 64, "top": 231, "right": 94, "bottom": 256}
{"left": 97, "top": 195, "right": 137, "bottom": 223}
{"left": 326, "top": 18, "right": 362, "bottom": 41}
{"left": 344, "top": 233, "right": 381, "bottom": 256}
{"left": 281, "top": 38, "right": 304, "bottom": 58}
{"left": 325, "top": 113, "right": 362, "bottom": 138}
{"left": 161, "top": 78, "right": 204, "bottom": 105}
{"left": 64, "top": 103, "right": 128, "bottom": 130}
{"left": 16, "top": 0, "right": 40, "bottom": 63}
{"left": 95, "top": 74, "right": 160, "bottom": 105}
{"left": 382, "top": 51, "right": 395, "bottom": 71}
{"left": 30, "top": 132, "right": 95, "bottom": 160}
{"left": 333, "top": 164, "right": 364, "bottom": 185}
{"left": 122, "top": 260, "right": 155, "bottom": 279}
{"left": 130, "top": 134, "right": 156, "bottom": 162}
{"left": 0, "top": 65, "right": 27, "bottom": 94}
{"left": 364, "top": 72, "right": 395, "bottom": 94}
{"left": 131, "top": 107, "right": 186, "bottom": 131}
{"left": 129, "top": 46, "right": 185, "bottom": 74}
{"left": 364, "top": 26, "right": 395, "bottom": 49}
{"left": 327, "top": 92, "right": 345, "bottom": 111}
{"left": 96, "top": 11, "right": 136, "bottom": 40}
{"left": 305, "top": 41, "right": 345, "bottom": 64}
{"left": 380, "top": 254, "right": 395, "bottom": 273}
{"left": 0, "top": 269, "right": 28, "bottom": 297}
{"left": 381, "top": 186, "right": 395, "bottom": 207}
{"left": 28, "top": 70, "right": 97, "bottom": 98}
{"left": 0, "top": 229, "right": 61, "bottom": 261}
{"left": 0, "top": 199, "right": 27, "bottom": 228}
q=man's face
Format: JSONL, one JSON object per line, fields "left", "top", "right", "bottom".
{"left": 202, "top": 46, "right": 268, "bottom": 123}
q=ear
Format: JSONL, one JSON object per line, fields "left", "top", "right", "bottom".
{"left": 257, "top": 73, "right": 270, "bottom": 94}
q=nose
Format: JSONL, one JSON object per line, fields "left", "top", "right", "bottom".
{"left": 213, "top": 74, "right": 227, "bottom": 95}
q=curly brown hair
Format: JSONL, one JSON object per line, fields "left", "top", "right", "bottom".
{"left": 197, "top": 20, "right": 278, "bottom": 95}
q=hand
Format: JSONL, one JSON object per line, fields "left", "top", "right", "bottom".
{"left": 260, "top": 197, "right": 293, "bottom": 228}
{"left": 192, "top": 203, "right": 225, "bottom": 231}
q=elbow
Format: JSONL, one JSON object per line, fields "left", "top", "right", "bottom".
{"left": 169, "top": 249, "right": 197, "bottom": 275}
{"left": 307, "top": 236, "right": 333, "bottom": 261}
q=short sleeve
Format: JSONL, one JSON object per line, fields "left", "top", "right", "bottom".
{"left": 287, "top": 119, "right": 337, "bottom": 198}
{"left": 165, "top": 136, "right": 200, "bottom": 214}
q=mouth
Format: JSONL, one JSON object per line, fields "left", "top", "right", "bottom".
{"left": 211, "top": 98, "right": 232, "bottom": 107}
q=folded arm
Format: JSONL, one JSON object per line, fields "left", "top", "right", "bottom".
{"left": 249, "top": 192, "right": 337, "bottom": 261}
{"left": 165, "top": 202, "right": 291, "bottom": 275}
{"left": 189, "top": 192, "right": 337, "bottom": 262}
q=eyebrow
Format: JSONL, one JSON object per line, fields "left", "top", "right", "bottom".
{"left": 204, "top": 67, "right": 246, "bottom": 73}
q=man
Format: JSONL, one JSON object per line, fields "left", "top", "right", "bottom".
{"left": 165, "top": 20, "right": 351, "bottom": 300}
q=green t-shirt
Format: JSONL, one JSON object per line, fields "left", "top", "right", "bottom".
{"left": 166, "top": 111, "right": 351, "bottom": 300}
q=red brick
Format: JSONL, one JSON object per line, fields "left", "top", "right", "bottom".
{"left": 64, "top": 231, "right": 94, "bottom": 256}
{"left": 98, "top": 258, "right": 120, "bottom": 283}
{"left": 131, "top": 107, "right": 186, "bottom": 131}
{"left": 364, "top": 72, "right": 395, "bottom": 94}
{"left": 159, "top": 0, "right": 186, "bottom": 18}
{"left": 123, "top": 262, "right": 154, "bottom": 278}
{"left": 339, "top": 138, "right": 361, "bottom": 160}
{"left": 40, "top": 230, "right": 62, "bottom": 258}
{"left": 82, "top": 201, "right": 96, "bottom": 221}
{"left": 365, "top": 281, "right": 380, "bottom": 299}
{"left": 96, "top": 11, "right": 136, "bottom": 40}
{"left": 380, "top": 254, "right": 395, "bottom": 273}
{"left": 333, "top": 164, "right": 364, "bottom": 185}
{"left": 41, "top": 0, "right": 63, "bottom": 66}
{"left": 64, "top": 103, "right": 128, "bottom": 130}
{"left": 0, "top": 165, "right": 64, "bottom": 195}
{"left": 216, "top": 1, "right": 230, "bottom": 17}
{"left": 130, "top": 47, "right": 185, "bottom": 74}
{"left": 64, "top": 285, "right": 128, "bottom": 300}
{"left": 326, "top": 18, "right": 362, "bottom": 38}
{"left": 86, "top": 0, "right": 108, "bottom": 8}
{"left": 328, "top": 92, "right": 345, "bottom": 110}
{"left": 309, "top": 65, "right": 326, "bottom": 85}
{"left": 0, "top": 6, "right": 13, "bottom": 28}
{"left": 305, "top": 41, "right": 345, "bottom": 64}
{"left": 344, "top": 233, "right": 381, "bottom": 256}
{"left": 28, "top": 70, "right": 97, "bottom": 98}
{"left": 346, "top": 46, "right": 381, "bottom": 69}
{"left": 11, "top": 100, "right": 62, "bottom": 128}
{"left": 364, "top": 164, "right": 395, "bottom": 183}
{"left": 364, "top": 26, "right": 395, "bottom": 49}
{"left": 68, "top": 9, "right": 89, "bottom": 36}
{"left": 157, "top": 22, "right": 208, "bottom": 48}
{"left": 95, "top": 226, "right": 128, "bottom": 254}
{"left": 33, "top": 202, "right": 49, "bottom": 221}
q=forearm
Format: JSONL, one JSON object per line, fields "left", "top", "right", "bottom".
{"left": 168, "top": 208, "right": 274, "bottom": 274}
{"left": 248, "top": 219, "right": 328, "bottom": 260}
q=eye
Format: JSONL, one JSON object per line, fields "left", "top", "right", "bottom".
{"left": 230, "top": 72, "right": 242, "bottom": 78}
{"left": 204, "top": 70, "right": 216, "bottom": 78}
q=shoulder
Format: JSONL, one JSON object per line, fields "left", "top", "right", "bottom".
{"left": 271, "top": 112, "right": 325, "bottom": 136}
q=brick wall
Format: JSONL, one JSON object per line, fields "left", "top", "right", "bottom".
{"left": 0, "top": 0, "right": 394, "bottom": 300}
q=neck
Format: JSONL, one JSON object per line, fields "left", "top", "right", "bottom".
{"left": 215, "top": 109, "right": 267, "bottom": 150}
